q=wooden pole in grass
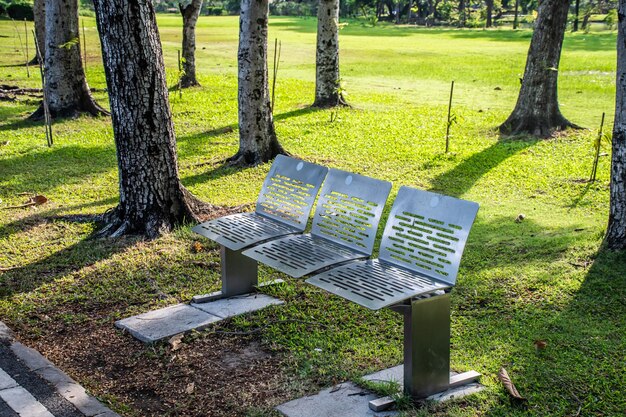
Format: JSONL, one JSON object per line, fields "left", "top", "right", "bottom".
{"left": 82, "top": 20, "right": 87, "bottom": 72}
{"left": 445, "top": 80, "right": 454, "bottom": 153}
{"left": 271, "top": 38, "right": 281, "bottom": 112}
{"left": 24, "top": 20, "right": 30, "bottom": 78}
{"left": 590, "top": 112, "right": 605, "bottom": 183}
{"left": 33, "top": 29, "right": 53, "bottom": 147}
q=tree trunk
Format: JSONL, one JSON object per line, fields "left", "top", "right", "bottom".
{"left": 92, "top": 0, "right": 212, "bottom": 238}
{"left": 606, "top": 1, "right": 626, "bottom": 250}
{"left": 458, "top": 0, "right": 466, "bottom": 27}
{"left": 486, "top": 0, "right": 493, "bottom": 28}
{"left": 313, "top": 0, "right": 347, "bottom": 108}
{"left": 29, "top": 0, "right": 45, "bottom": 65}
{"left": 513, "top": 0, "right": 519, "bottom": 29}
{"left": 31, "top": 0, "right": 106, "bottom": 119}
{"left": 499, "top": 0, "right": 577, "bottom": 137}
{"left": 231, "top": 0, "right": 286, "bottom": 166}
{"left": 573, "top": 0, "right": 580, "bottom": 32}
{"left": 179, "top": 0, "right": 203, "bottom": 88}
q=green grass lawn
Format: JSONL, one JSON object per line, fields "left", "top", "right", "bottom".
{"left": 1, "top": 15, "right": 625, "bottom": 417}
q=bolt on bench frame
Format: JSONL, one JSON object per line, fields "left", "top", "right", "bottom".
{"left": 307, "top": 186, "right": 480, "bottom": 401}
{"left": 192, "top": 155, "right": 328, "bottom": 301}
{"left": 242, "top": 168, "right": 392, "bottom": 278}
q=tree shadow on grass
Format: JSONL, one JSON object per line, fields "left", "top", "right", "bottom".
{"left": 0, "top": 143, "right": 115, "bottom": 196}
{"left": 429, "top": 138, "right": 539, "bottom": 198}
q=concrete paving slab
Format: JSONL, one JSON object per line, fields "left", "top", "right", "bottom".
{"left": 0, "top": 368, "right": 18, "bottom": 390}
{"left": 10, "top": 342, "right": 55, "bottom": 371}
{"left": 0, "top": 386, "right": 54, "bottom": 417}
{"left": 116, "top": 303, "right": 221, "bottom": 343}
{"left": 276, "top": 382, "right": 398, "bottom": 417}
{"left": 0, "top": 321, "right": 13, "bottom": 341}
{"left": 191, "top": 293, "right": 284, "bottom": 318}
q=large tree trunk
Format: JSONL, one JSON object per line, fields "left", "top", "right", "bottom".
{"left": 606, "top": 1, "right": 626, "bottom": 250}
{"left": 92, "top": 0, "right": 212, "bottom": 238}
{"left": 486, "top": 0, "right": 493, "bottom": 28}
{"left": 179, "top": 0, "right": 203, "bottom": 88}
{"left": 313, "top": 0, "right": 347, "bottom": 108}
{"left": 230, "top": 0, "right": 286, "bottom": 166}
{"left": 31, "top": 0, "right": 106, "bottom": 119}
{"left": 29, "top": 0, "right": 45, "bottom": 65}
{"left": 499, "top": 0, "right": 577, "bottom": 137}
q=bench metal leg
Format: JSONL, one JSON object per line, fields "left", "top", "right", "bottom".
{"left": 221, "top": 245, "right": 258, "bottom": 297}
{"left": 192, "top": 246, "right": 258, "bottom": 303}
{"left": 403, "top": 294, "right": 451, "bottom": 399}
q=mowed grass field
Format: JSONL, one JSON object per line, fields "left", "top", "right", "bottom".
{"left": 1, "top": 15, "right": 625, "bottom": 416}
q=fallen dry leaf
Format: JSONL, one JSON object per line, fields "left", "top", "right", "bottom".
{"left": 515, "top": 214, "right": 526, "bottom": 223}
{"left": 498, "top": 367, "right": 528, "bottom": 407}
{"left": 185, "top": 382, "right": 195, "bottom": 394}
{"left": 168, "top": 333, "right": 184, "bottom": 351}
{"left": 534, "top": 339, "right": 547, "bottom": 350}
{"left": 191, "top": 241, "right": 204, "bottom": 253}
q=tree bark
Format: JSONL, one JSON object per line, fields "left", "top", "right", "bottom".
{"left": 499, "top": 0, "right": 577, "bottom": 137}
{"left": 458, "top": 0, "right": 466, "bottom": 27}
{"left": 486, "top": 0, "right": 493, "bottom": 28}
{"left": 606, "top": 1, "right": 626, "bottom": 250}
{"left": 92, "top": 0, "right": 212, "bottom": 238}
{"left": 29, "top": 0, "right": 45, "bottom": 65}
{"left": 313, "top": 0, "right": 347, "bottom": 108}
{"left": 179, "top": 0, "right": 203, "bottom": 88}
{"left": 231, "top": 0, "right": 286, "bottom": 166}
{"left": 573, "top": 0, "right": 580, "bottom": 32}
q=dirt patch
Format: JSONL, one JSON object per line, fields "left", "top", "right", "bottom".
{"left": 23, "top": 320, "right": 297, "bottom": 416}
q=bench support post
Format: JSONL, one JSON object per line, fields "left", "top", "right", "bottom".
{"left": 221, "top": 245, "right": 258, "bottom": 297}
{"left": 403, "top": 294, "right": 451, "bottom": 399}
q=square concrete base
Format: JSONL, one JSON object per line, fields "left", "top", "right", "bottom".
{"left": 116, "top": 294, "right": 284, "bottom": 343}
{"left": 276, "top": 365, "right": 484, "bottom": 417}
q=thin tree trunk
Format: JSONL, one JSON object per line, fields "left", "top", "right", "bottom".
{"left": 179, "top": 0, "right": 203, "bottom": 88}
{"left": 458, "top": 0, "right": 466, "bottom": 27}
{"left": 92, "top": 0, "right": 212, "bottom": 238}
{"left": 231, "top": 0, "right": 286, "bottom": 166}
{"left": 573, "top": 0, "right": 580, "bottom": 32}
{"left": 499, "top": 0, "right": 577, "bottom": 137}
{"left": 513, "top": 0, "right": 519, "bottom": 29}
{"left": 606, "top": 1, "right": 626, "bottom": 250}
{"left": 29, "top": 0, "right": 45, "bottom": 65}
{"left": 31, "top": 0, "right": 106, "bottom": 119}
{"left": 486, "top": 0, "right": 493, "bottom": 28}
{"left": 313, "top": 0, "right": 347, "bottom": 108}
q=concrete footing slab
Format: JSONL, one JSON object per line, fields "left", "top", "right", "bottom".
{"left": 116, "top": 294, "right": 284, "bottom": 343}
{"left": 276, "top": 365, "right": 484, "bottom": 416}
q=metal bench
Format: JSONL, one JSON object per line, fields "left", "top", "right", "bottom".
{"left": 242, "top": 169, "right": 392, "bottom": 278}
{"left": 192, "top": 155, "right": 328, "bottom": 300}
{"left": 306, "top": 186, "right": 480, "bottom": 403}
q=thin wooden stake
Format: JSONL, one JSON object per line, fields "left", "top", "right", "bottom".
{"left": 24, "top": 20, "right": 30, "bottom": 77}
{"left": 271, "top": 38, "right": 281, "bottom": 112}
{"left": 445, "top": 80, "right": 455, "bottom": 153}
{"left": 82, "top": 20, "right": 87, "bottom": 72}
{"left": 33, "top": 29, "right": 52, "bottom": 147}
{"left": 177, "top": 49, "right": 182, "bottom": 98}
{"left": 590, "top": 112, "right": 606, "bottom": 183}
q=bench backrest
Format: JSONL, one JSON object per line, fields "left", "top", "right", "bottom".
{"left": 379, "top": 186, "right": 479, "bottom": 286}
{"left": 311, "top": 169, "right": 392, "bottom": 255}
{"left": 256, "top": 155, "right": 329, "bottom": 231}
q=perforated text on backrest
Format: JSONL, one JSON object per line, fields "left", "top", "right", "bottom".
{"left": 379, "top": 186, "right": 479, "bottom": 286}
{"left": 311, "top": 169, "right": 392, "bottom": 254}
{"left": 256, "top": 155, "right": 328, "bottom": 230}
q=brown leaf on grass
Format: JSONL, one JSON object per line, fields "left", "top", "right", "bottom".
{"left": 1, "top": 194, "right": 48, "bottom": 210}
{"left": 169, "top": 333, "right": 184, "bottom": 351}
{"left": 498, "top": 367, "right": 528, "bottom": 406}
{"left": 534, "top": 339, "right": 547, "bottom": 350}
{"left": 191, "top": 241, "right": 204, "bottom": 253}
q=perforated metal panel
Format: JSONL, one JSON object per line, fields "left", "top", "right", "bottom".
{"left": 242, "top": 169, "right": 392, "bottom": 278}
{"left": 311, "top": 169, "right": 392, "bottom": 254}
{"left": 192, "top": 156, "right": 328, "bottom": 251}
{"left": 192, "top": 213, "right": 299, "bottom": 251}
{"left": 256, "top": 155, "right": 329, "bottom": 229}
{"left": 306, "top": 186, "right": 479, "bottom": 309}
{"left": 242, "top": 234, "right": 362, "bottom": 278}
{"left": 306, "top": 259, "right": 449, "bottom": 310}
{"left": 379, "top": 186, "right": 479, "bottom": 286}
